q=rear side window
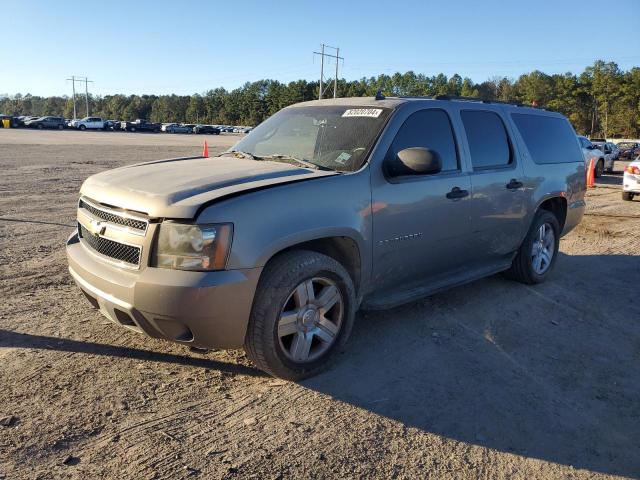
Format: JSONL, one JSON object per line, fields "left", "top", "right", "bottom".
{"left": 461, "top": 110, "right": 511, "bottom": 169}
{"left": 387, "top": 109, "right": 459, "bottom": 172}
{"left": 512, "top": 114, "right": 583, "bottom": 164}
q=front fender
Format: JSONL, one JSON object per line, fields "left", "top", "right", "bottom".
{"left": 196, "top": 170, "right": 373, "bottom": 289}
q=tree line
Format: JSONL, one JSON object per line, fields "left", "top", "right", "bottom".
{"left": 1, "top": 60, "right": 638, "bottom": 138}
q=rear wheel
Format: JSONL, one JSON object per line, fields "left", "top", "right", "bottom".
{"left": 595, "top": 159, "right": 604, "bottom": 177}
{"left": 622, "top": 192, "right": 634, "bottom": 201}
{"left": 505, "top": 210, "right": 560, "bottom": 285}
{"left": 58, "top": 124, "right": 64, "bottom": 130}
{"left": 130, "top": 127, "right": 136, "bottom": 132}
{"left": 37, "top": 124, "right": 43, "bottom": 130}
{"left": 244, "top": 250, "right": 355, "bottom": 380}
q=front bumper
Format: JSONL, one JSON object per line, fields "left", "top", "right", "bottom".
{"left": 66, "top": 231, "right": 262, "bottom": 349}
{"left": 623, "top": 172, "right": 640, "bottom": 193}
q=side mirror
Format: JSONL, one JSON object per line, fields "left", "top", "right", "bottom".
{"left": 388, "top": 147, "right": 442, "bottom": 177}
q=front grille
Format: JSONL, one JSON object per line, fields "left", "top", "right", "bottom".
{"left": 79, "top": 224, "right": 141, "bottom": 266}
{"left": 79, "top": 199, "right": 147, "bottom": 232}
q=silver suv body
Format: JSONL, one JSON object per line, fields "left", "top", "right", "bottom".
{"left": 67, "top": 96, "right": 586, "bottom": 378}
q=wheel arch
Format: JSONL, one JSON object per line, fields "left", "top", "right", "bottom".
{"left": 536, "top": 195, "right": 567, "bottom": 232}
{"left": 259, "top": 234, "right": 363, "bottom": 296}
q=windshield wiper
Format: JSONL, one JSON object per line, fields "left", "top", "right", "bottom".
{"left": 255, "top": 154, "right": 333, "bottom": 171}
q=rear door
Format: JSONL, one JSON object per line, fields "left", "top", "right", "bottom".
{"left": 457, "top": 108, "right": 528, "bottom": 268}
{"left": 371, "top": 108, "right": 473, "bottom": 293}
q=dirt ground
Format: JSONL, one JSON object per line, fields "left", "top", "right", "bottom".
{"left": 1, "top": 129, "right": 639, "bottom": 480}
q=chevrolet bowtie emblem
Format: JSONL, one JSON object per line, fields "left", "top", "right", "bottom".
{"left": 88, "top": 219, "right": 106, "bottom": 236}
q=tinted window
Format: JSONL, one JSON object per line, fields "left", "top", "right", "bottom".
{"left": 386, "top": 109, "right": 458, "bottom": 172}
{"left": 578, "top": 137, "right": 591, "bottom": 148}
{"left": 461, "top": 110, "right": 511, "bottom": 169}
{"left": 512, "top": 114, "right": 583, "bottom": 164}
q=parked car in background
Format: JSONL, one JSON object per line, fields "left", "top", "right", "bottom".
{"left": 622, "top": 159, "right": 640, "bottom": 201}
{"left": 166, "top": 123, "right": 192, "bottom": 134}
{"left": 120, "top": 119, "right": 161, "bottom": 133}
{"left": 193, "top": 124, "right": 220, "bottom": 134}
{"left": 103, "top": 120, "right": 120, "bottom": 130}
{"left": 161, "top": 123, "right": 176, "bottom": 132}
{"left": 617, "top": 141, "right": 640, "bottom": 160}
{"left": 591, "top": 140, "right": 615, "bottom": 172}
{"left": 21, "top": 116, "right": 40, "bottom": 126}
{"left": 70, "top": 117, "right": 105, "bottom": 130}
{"left": 67, "top": 96, "right": 586, "bottom": 379}
{"left": 578, "top": 136, "right": 607, "bottom": 177}
{"left": 25, "top": 116, "right": 66, "bottom": 130}
{"left": 607, "top": 142, "right": 620, "bottom": 160}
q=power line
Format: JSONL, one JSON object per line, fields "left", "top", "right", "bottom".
{"left": 313, "top": 44, "right": 343, "bottom": 99}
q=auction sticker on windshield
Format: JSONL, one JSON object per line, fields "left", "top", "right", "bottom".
{"left": 342, "top": 108, "right": 383, "bottom": 118}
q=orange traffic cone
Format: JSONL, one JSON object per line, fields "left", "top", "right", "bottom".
{"left": 202, "top": 140, "right": 209, "bottom": 158}
{"left": 586, "top": 158, "right": 595, "bottom": 188}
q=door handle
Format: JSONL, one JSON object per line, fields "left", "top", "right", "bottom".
{"left": 446, "top": 187, "right": 469, "bottom": 199}
{"left": 506, "top": 179, "right": 523, "bottom": 190}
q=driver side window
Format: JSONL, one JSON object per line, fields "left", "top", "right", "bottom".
{"left": 386, "top": 109, "right": 459, "bottom": 173}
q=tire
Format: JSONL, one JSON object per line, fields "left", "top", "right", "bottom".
{"left": 37, "top": 124, "right": 43, "bottom": 130}
{"left": 244, "top": 250, "right": 356, "bottom": 380}
{"left": 594, "top": 159, "right": 604, "bottom": 178}
{"left": 622, "top": 192, "right": 634, "bottom": 201}
{"left": 58, "top": 124, "right": 64, "bottom": 130}
{"left": 130, "top": 127, "right": 136, "bottom": 132}
{"left": 504, "top": 209, "right": 560, "bottom": 285}
{"left": 79, "top": 124, "right": 86, "bottom": 131}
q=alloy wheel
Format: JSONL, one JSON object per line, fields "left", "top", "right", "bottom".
{"left": 531, "top": 222, "right": 555, "bottom": 275}
{"left": 277, "top": 277, "right": 344, "bottom": 363}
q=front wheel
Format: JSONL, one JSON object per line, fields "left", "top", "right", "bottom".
{"left": 504, "top": 210, "right": 560, "bottom": 285}
{"left": 622, "top": 192, "right": 634, "bottom": 201}
{"left": 58, "top": 124, "right": 64, "bottom": 130}
{"left": 244, "top": 250, "right": 355, "bottom": 380}
{"left": 79, "top": 125, "right": 86, "bottom": 131}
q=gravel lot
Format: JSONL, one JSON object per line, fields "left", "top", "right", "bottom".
{"left": 1, "top": 129, "right": 639, "bottom": 480}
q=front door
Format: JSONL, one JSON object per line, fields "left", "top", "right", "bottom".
{"left": 371, "top": 108, "right": 473, "bottom": 295}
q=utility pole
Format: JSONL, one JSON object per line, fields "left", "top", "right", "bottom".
{"left": 83, "top": 77, "right": 93, "bottom": 116}
{"left": 313, "top": 44, "right": 343, "bottom": 99}
{"left": 66, "top": 76, "right": 93, "bottom": 118}
{"left": 66, "top": 75, "right": 77, "bottom": 119}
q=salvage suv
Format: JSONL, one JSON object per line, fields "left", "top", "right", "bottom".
{"left": 66, "top": 96, "right": 586, "bottom": 379}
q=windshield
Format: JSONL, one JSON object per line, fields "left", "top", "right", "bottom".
{"left": 230, "top": 106, "right": 392, "bottom": 172}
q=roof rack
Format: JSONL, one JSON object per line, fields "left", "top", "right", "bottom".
{"left": 396, "top": 94, "right": 530, "bottom": 108}
{"left": 432, "top": 95, "right": 525, "bottom": 107}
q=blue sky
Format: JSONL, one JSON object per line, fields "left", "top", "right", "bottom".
{"left": 1, "top": 0, "right": 639, "bottom": 97}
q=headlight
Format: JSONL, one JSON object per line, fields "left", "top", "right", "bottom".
{"left": 153, "top": 222, "right": 232, "bottom": 271}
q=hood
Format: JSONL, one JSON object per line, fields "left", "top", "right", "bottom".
{"left": 80, "top": 156, "right": 338, "bottom": 218}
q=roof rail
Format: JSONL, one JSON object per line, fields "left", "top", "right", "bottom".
{"left": 431, "top": 94, "right": 525, "bottom": 107}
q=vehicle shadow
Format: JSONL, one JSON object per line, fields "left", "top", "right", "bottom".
{"left": 305, "top": 253, "right": 640, "bottom": 478}
{"left": 0, "top": 329, "right": 263, "bottom": 377}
